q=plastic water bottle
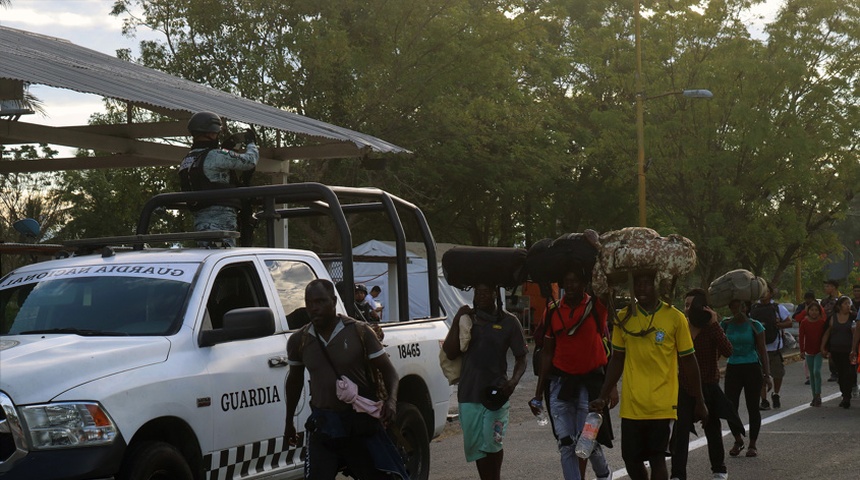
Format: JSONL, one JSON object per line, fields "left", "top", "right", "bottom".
{"left": 574, "top": 412, "right": 603, "bottom": 458}
{"left": 528, "top": 398, "right": 549, "bottom": 426}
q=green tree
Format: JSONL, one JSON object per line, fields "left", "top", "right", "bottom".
{"left": 0, "top": 145, "right": 63, "bottom": 242}
{"left": 652, "top": 0, "right": 860, "bottom": 287}
{"left": 107, "top": 0, "right": 860, "bottom": 290}
{"left": 551, "top": 0, "right": 860, "bottom": 290}
{"left": 0, "top": 144, "right": 65, "bottom": 275}
{"left": 112, "top": 0, "right": 587, "bottom": 248}
{"left": 51, "top": 102, "right": 186, "bottom": 239}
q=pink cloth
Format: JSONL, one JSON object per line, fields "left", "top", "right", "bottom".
{"left": 336, "top": 375, "right": 383, "bottom": 419}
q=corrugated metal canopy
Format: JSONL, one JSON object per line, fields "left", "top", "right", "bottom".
{"left": 0, "top": 25, "right": 409, "bottom": 173}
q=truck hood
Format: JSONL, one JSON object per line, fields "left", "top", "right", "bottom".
{"left": 0, "top": 335, "right": 170, "bottom": 404}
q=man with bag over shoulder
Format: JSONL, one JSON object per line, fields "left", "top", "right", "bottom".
{"left": 443, "top": 283, "right": 528, "bottom": 480}
{"left": 284, "top": 279, "right": 407, "bottom": 479}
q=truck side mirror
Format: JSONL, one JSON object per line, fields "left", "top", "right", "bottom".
{"left": 199, "top": 307, "right": 276, "bottom": 347}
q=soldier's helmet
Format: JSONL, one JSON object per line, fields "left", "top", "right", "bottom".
{"left": 188, "top": 112, "right": 222, "bottom": 134}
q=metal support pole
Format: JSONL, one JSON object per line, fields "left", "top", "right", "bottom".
{"left": 635, "top": 0, "right": 647, "bottom": 227}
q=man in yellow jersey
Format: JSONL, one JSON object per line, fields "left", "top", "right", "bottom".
{"left": 589, "top": 271, "right": 708, "bottom": 480}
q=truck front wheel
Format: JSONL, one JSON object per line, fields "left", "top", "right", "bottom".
{"left": 395, "top": 403, "right": 430, "bottom": 480}
{"left": 118, "top": 441, "right": 194, "bottom": 480}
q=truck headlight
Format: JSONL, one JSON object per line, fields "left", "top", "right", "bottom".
{"left": 19, "top": 402, "right": 117, "bottom": 449}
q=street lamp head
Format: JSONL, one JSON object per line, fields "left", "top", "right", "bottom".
{"left": 681, "top": 89, "right": 713, "bottom": 99}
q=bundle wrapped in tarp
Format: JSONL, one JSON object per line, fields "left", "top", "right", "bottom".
{"left": 708, "top": 269, "right": 767, "bottom": 308}
{"left": 592, "top": 227, "right": 697, "bottom": 296}
{"left": 525, "top": 230, "right": 600, "bottom": 289}
{"left": 441, "top": 246, "right": 527, "bottom": 290}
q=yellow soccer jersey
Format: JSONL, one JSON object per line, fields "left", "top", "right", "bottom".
{"left": 612, "top": 301, "right": 694, "bottom": 420}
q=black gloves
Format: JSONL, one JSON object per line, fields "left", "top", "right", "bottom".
{"left": 244, "top": 128, "right": 257, "bottom": 144}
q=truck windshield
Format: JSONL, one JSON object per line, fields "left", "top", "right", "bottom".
{"left": 0, "top": 267, "right": 192, "bottom": 336}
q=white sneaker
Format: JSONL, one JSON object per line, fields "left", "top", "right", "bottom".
{"left": 713, "top": 473, "right": 729, "bottom": 480}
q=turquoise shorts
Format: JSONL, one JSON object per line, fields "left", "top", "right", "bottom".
{"left": 459, "top": 401, "right": 509, "bottom": 462}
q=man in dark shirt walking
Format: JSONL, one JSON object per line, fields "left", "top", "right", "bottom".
{"left": 443, "top": 283, "right": 528, "bottom": 480}
{"left": 284, "top": 279, "right": 407, "bottom": 479}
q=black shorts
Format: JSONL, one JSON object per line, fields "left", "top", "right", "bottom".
{"left": 621, "top": 418, "right": 671, "bottom": 464}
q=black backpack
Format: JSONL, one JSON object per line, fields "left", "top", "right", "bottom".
{"left": 749, "top": 303, "right": 780, "bottom": 345}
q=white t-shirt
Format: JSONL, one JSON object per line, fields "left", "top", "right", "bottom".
{"left": 364, "top": 293, "right": 378, "bottom": 310}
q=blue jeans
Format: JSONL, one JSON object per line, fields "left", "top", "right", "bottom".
{"left": 549, "top": 376, "right": 610, "bottom": 480}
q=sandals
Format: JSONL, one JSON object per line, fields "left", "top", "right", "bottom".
{"left": 746, "top": 446, "right": 758, "bottom": 457}
{"left": 729, "top": 442, "right": 744, "bottom": 457}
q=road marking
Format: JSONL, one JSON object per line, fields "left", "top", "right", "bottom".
{"left": 602, "top": 391, "right": 842, "bottom": 480}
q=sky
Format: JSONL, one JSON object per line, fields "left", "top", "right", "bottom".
{"left": 1, "top": 0, "right": 786, "bottom": 133}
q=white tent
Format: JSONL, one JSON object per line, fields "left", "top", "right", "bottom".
{"left": 352, "top": 240, "right": 470, "bottom": 324}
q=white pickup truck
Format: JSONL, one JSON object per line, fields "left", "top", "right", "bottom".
{"left": 0, "top": 183, "right": 450, "bottom": 480}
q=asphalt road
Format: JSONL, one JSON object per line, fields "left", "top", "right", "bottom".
{"left": 430, "top": 347, "right": 860, "bottom": 479}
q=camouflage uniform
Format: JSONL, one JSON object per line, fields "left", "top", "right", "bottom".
{"left": 179, "top": 144, "right": 259, "bottom": 246}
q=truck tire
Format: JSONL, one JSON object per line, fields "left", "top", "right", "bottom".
{"left": 395, "top": 403, "right": 430, "bottom": 480}
{"left": 118, "top": 441, "right": 194, "bottom": 480}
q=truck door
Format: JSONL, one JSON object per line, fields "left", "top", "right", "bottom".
{"left": 200, "top": 259, "right": 301, "bottom": 478}
{"left": 258, "top": 256, "right": 326, "bottom": 441}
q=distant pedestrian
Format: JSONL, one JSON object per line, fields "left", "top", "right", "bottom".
{"left": 798, "top": 301, "right": 827, "bottom": 406}
{"left": 822, "top": 296, "right": 856, "bottom": 408}
{"left": 749, "top": 284, "right": 791, "bottom": 410}
{"left": 442, "top": 283, "right": 528, "bottom": 480}
{"left": 821, "top": 280, "right": 841, "bottom": 382}
{"left": 821, "top": 280, "right": 841, "bottom": 318}
{"left": 589, "top": 270, "right": 707, "bottom": 480}
{"left": 353, "top": 284, "right": 376, "bottom": 323}
{"left": 722, "top": 300, "right": 772, "bottom": 458}
{"left": 851, "top": 285, "right": 860, "bottom": 318}
{"left": 367, "top": 285, "right": 384, "bottom": 321}
{"left": 794, "top": 291, "right": 818, "bottom": 385}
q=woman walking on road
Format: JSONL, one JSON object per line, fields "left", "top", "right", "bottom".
{"left": 822, "top": 296, "right": 856, "bottom": 409}
{"left": 798, "top": 302, "right": 827, "bottom": 406}
{"left": 721, "top": 300, "right": 772, "bottom": 458}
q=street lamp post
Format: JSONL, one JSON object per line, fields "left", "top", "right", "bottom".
{"left": 635, "top": 0, "right": 647, "bottom": 227}
{"left": 634, "top": 0, "right": 712, "bottom": 226}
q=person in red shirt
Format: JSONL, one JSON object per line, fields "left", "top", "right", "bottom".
{"left": 800, "top": 302, "right": 828, "bottom": 406}
{"left": 530, "top": 267, "right": 617, "bottom": 480}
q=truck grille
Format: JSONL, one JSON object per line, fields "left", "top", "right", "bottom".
{"left": 0, "top": 392, "right": 28, "bottom": 472}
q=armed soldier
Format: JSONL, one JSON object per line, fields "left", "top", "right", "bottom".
{"left": 178, "top": 111, "right": 258, "bottom": 246}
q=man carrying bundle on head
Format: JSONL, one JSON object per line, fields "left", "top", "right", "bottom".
{"left": 589, "top": 269, "right": 708, "bottom": 480}
{"left": 530, "top": 263, "right": 616, "bottom": 480}
{"left": 442, "top": 282, "right": 528, "bottom": 480}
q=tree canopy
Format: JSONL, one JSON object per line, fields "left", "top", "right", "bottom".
{"left": 4, "top": 0, "right": 859, "bottom": 295}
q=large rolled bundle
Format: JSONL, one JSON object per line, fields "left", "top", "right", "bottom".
{"left": 525, "top": 230, "right": 600, "bottom": 287}
{"left": 708, "top": 269, "right": 767, "bottom": 308}
{"left": 592, "top": 227, "right": 697, "bottom": 296}
{"left": 441, "top": 246, "right": 528, "bottom": 290}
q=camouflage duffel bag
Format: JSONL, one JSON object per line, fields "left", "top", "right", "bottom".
{"left": 708, "top": 269, "right": 766, "bottom": 308}
{"left": 592, "top": 227, "right": 697, "bottom": 296}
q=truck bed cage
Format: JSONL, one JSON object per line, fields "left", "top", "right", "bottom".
{"left": 135, "top": 183, "right": 440, "bottom": 321}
